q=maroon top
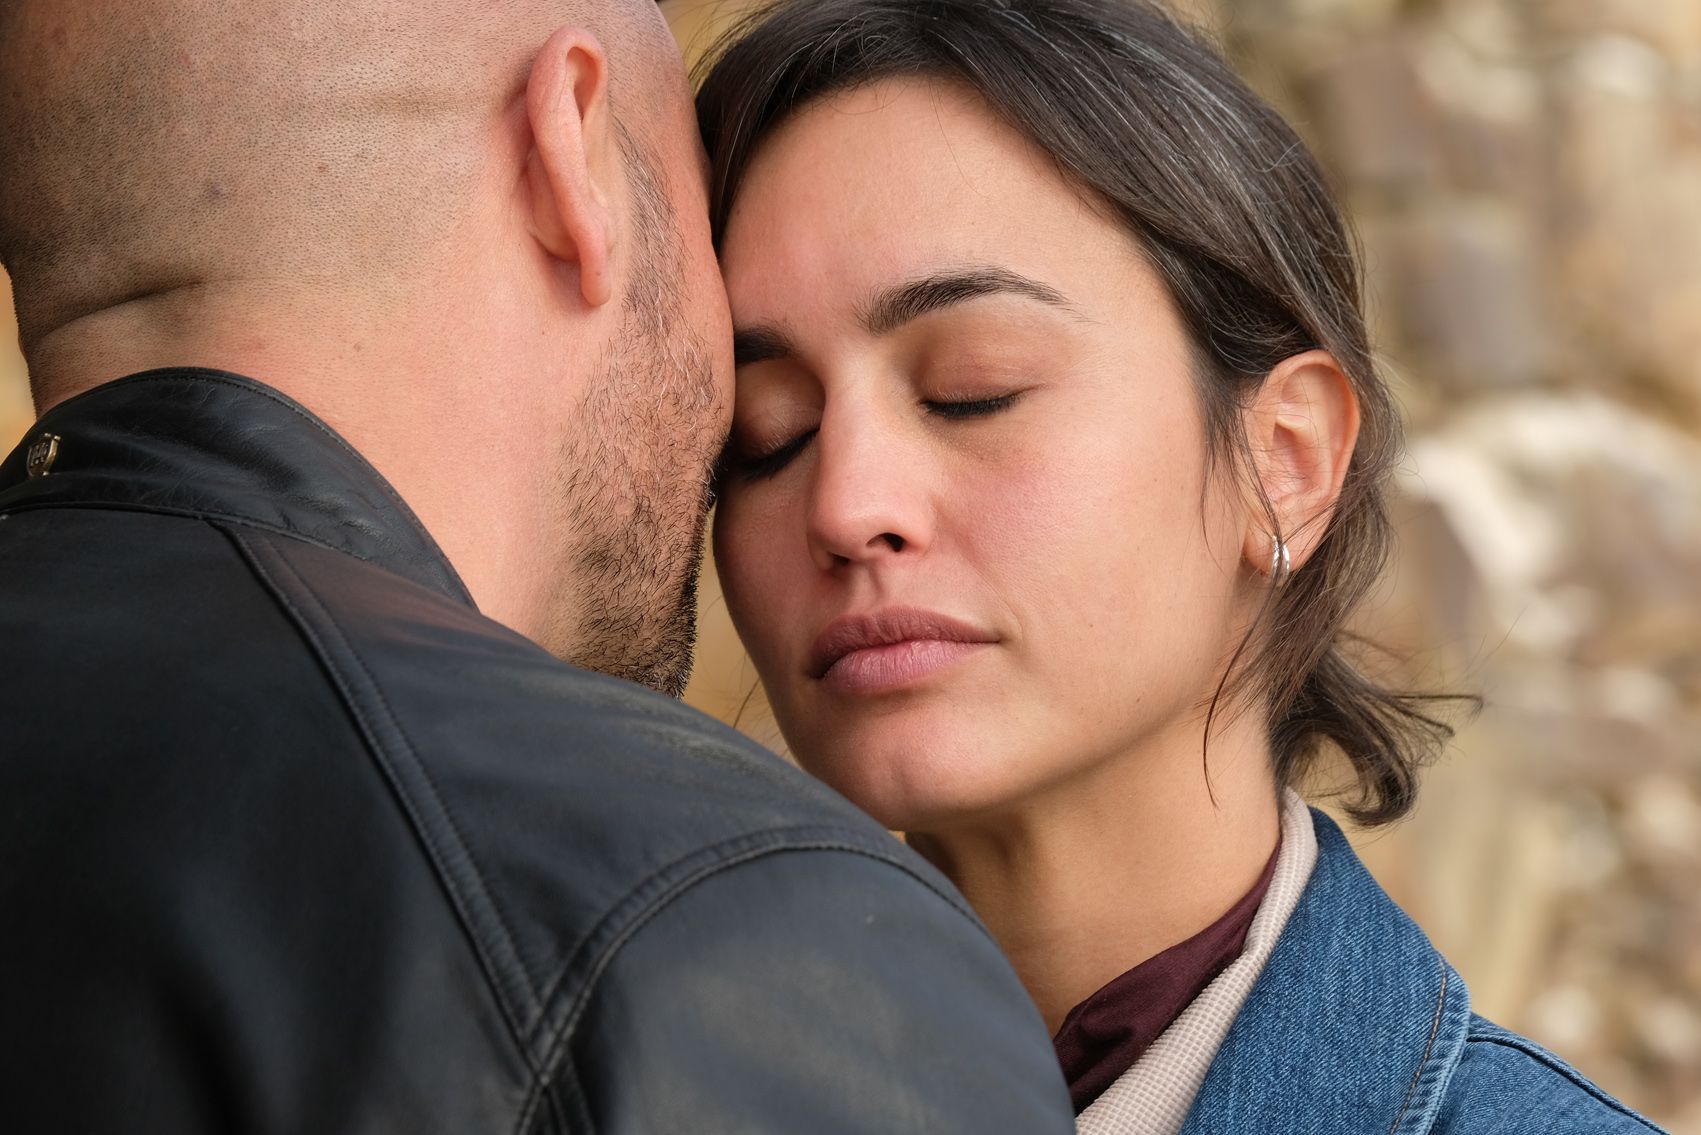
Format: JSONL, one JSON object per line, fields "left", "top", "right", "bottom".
{"left": 1052, "top": 843, "right": 1281, "bottom": 1114}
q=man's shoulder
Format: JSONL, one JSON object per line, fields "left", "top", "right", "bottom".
{"left": 1431, "top": 1015, "right": 1666, "bottom": 1134}
{"left": 244, "top": 529, "right": 965, "bottom": 1039}
{"left": 0, "top": 390, "right": 1070, "bottom": 1132}
{"left": 254, "top": 523, "right": 895, "bottom": 850}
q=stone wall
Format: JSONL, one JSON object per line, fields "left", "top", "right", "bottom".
{"left": 3, "top": 0, "right": 1696, "bottom": 1126}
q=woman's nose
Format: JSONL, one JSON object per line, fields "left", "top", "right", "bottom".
{"left": 805, "top": 413, "right": 932, "bottom": 572}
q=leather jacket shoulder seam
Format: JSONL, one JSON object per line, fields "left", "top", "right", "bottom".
{"left": 520, "top": 835, "right": 977, "bottom": 1134}
{"left": 528, "top": 829, "right": 976, "bottom": 1040}
{"left": 217, "top": 523, "right": 544, "bottom": 1052}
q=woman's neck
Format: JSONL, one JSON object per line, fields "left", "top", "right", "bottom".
{"left": 907, "top": 714, "right": 1283, "bottom": 1034}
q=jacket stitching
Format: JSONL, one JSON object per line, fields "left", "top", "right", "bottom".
{"left": 525, "top": 832, "right": 925, "bottom": 1044}
{"left": 1, "top": 500, "right": 399, "bottom": 572}
{"left": 523, "top": 822, "right": 982, "bottom": 1037}
{"left": 260, "top": 530, "right": 539, "bottom": 1010}
{"left": 540, "top": 1070, "right": 572, "bottom": 1135}
{"left": 223, "top": 524, "right": 541, "bottom": 1049}
{"left": 39, "top": 371, "right": 421, "bottom": 533}
{"left": 1464, "top": 1030, "right": 1667, "bottom": 1131}
{"left": 1388, "top": 960, "right": 1449, "bottom": 1134}
{"left": 548, "top": 1058, "right": 593, "bottom": 1135}
{"left": 517, "top": 838, "right": 975, "bottom": 1134}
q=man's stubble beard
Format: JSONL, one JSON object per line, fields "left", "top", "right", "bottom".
{"left": 539, "top": 133, "right": 723, "bottom": 698}
{"left": 552, "top": 342, "right": 717, "bottom": 698}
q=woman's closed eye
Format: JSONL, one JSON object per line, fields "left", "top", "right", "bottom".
{"left": 723, "top": 390, "right": 1025, "bottom": 482}
{"left": 724, "top": 427, "right": 819, "bottom": 481}
{"left": 924, "top": 390, "right": 1025, "bottom": 419}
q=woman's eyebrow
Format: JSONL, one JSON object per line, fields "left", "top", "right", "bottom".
{"left": 730, "top": 265, "right": 1081, "bottom": 367}
{"left": 860, "top": 265, "right": 1080, "bottom": 336}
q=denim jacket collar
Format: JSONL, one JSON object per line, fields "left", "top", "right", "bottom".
{"left": 1178, "top": 810, "right": 1472, "bottom": 1135}
{"left": 0, "top": 368, "right": 474, "bottom": 606}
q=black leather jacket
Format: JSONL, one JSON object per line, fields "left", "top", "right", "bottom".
{"left": 0, "top": 369, "right": 1071, "bottom": 1134}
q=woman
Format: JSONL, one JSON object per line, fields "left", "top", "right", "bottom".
{"left": 695, "top": 1, "right": 1663, "bottom": 1132}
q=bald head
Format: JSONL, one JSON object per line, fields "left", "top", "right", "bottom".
{"left": 0, "top": 0, "right": 675, "bottom": 347}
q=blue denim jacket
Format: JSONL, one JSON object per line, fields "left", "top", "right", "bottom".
{"left": 1180, "top": 811, "right": 1666, "bottom": 1134}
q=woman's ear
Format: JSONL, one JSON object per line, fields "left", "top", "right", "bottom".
{"left": 524, "top": 25, "right": 618, "bottom": 309}
{"left": 1240, "top": 349, "right": 1361, "bottom": 577}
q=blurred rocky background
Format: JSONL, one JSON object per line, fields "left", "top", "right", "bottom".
{"left": 4, "top": 0, "right": 1696, "bottom": 1127}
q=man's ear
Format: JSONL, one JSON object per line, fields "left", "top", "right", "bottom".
{"left": 1240, "top": 349, "right": 1361, "bottom": 575}
{"left": 525, "top": 25, "right": 617, "bottom": 309}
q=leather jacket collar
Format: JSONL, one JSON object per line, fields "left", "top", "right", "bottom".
{"left": 0, "top": 367, "right": 474, "bottom": 606}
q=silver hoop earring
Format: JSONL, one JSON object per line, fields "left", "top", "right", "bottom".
{"left": 1270, "top": 537, "right": 1292, "bottom": 588}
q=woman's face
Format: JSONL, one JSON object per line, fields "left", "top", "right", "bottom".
{"left": 714, "top": 79, "right": 1260, "bottom": 833}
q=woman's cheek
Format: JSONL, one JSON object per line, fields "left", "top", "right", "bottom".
{"left": 967, "top": 436, "right": 1110, "bottom": 585}
{"left": 715, "top": 494, "right": 797, "bottom": 675}
{"left": 713, "top": 503, "right": 762, "bottom": 640}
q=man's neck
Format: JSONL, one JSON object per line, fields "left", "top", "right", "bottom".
{"left": 28, "top": 279, "right": 378, "bottom": 411}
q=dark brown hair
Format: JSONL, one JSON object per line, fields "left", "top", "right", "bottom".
{"left": 696, "top": 0, "right": 1468, "bottom": 825}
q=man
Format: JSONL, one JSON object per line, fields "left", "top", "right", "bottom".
{"left": 0, "top": 1, "right": 1072, "bottom": 1131}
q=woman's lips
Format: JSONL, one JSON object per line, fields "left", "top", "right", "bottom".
{"left": 810, "top": 608, "right": 996, "bottom": 695}
{"left": 822, "top": 638, "right": 991, "bottom": 694}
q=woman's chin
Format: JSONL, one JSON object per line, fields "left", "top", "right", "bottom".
{"left": 800, "top": 732, "right": 1032, "bottom": 836}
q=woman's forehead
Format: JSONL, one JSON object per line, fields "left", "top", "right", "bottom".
{"left": 719, "top": 78, "right": 1155, "bottom": 336}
